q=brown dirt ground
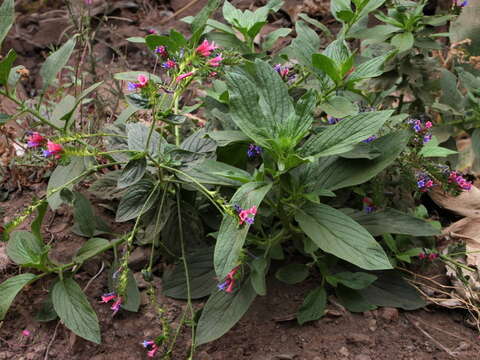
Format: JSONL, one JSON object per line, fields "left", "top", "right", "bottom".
{"left": 2, "top": 0, "right": 480, "bottom": 359}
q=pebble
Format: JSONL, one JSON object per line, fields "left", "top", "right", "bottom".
{"left": 346, "top": 333, "right": 374, "bottom": 346}
{"left": 338, "top": 346, "right": 350, "bottom": 357}
{"left": 280, "top": 334, "right": 288, "bottom": 342}
{"left": 379, "top": 307, "right": 399, "bottom": 322}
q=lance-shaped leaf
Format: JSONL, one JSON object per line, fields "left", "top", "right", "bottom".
{"left": 0, "top": 0, "right": 14, "bottom": 47}
{"left": 300, "top": 110, "right": 394, "bottom": 158}
{"left": 0, "top": 273, "right": 37, "bottom": 320}
{"left": 40, "top": 37, "right": 76, "bottom": 91}
{"left": 196, "top": 279, "right": 256, "bottom": 345}
{"left": 214, "top": 182, "right": 272, "bottom": 279}
{"left": 295, "top": 203, "right": 392, "bottom": 270}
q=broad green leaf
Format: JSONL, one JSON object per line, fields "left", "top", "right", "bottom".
{"left": 296, "top": 203, "right": 392, "bottom": 270}
{"left": 250, "top": 257, "right": 268, "bottom": 296}
{"left": 323, "top": 40, "right": 351, "bottom": 67}
{"left": 331, "top": 0, "right": 351, "bottom": 22}
{"left": 275, "top": 263, "right": 309, "bottom": 284}
{"left": 89, "top": 170, "right": 125, "bottom": 200}
{"left": 262, "top": 27, "right": 291, "bottom": 51}
{"left": 40, "top": 37, "right": 76, "bottom": 91}
{"left": 336, "top": 285, "right": 375, "bottom": 312}
{"left": 7, "top": 231, "right": 45, "bottom": 266}
{"left": 126, "top": 37, "right": 146, "bottom": 43}
{"left": 357, "top": 0, "right": 386, "bottom": 19}
{"left": 328, "top": 271, "right": 377, "bottom": 290}
{"left": 52, "top": 278, "right": 101, "bottom": 344}
{"left": 297, "top": 131, "right": 409, "bottom": 191}
{"left": 61, "top": 81, "right": 103, "bottom": 130}
{"left": 196, "top": 279, "right": 256, "bottom": 345}
{"left": 300, "top": 110, "right": 394, "bottom": 158}
{"left": 312, "top": 54, "right": 341, "bottom": 83}
{"left": 113, "top": 71, "right": 161, "bottom": 83}
{"left": 117, "top": 157, "right": 147, "bottom": 189}
{"left": 35, "top": 292, "right": 58, "bottom": 322}
{"left": 127, "top": 123, "right": 164, "bottom": 157}
{"left": 163, "top": 247, "right": 217, "bottom": 299}
{"left": 320, "top": 95, "right": 358, "bottom": 118}
{"left": 74, "top": 238, "right": 110, "bottom": 262}
{"left": 0, "top": 0, "right": 14, "bottom": 47}
{"left": 0, "top": 49, "right": 15, "bottom": 86}
{"left": 73, "top": 192, "right": 96, "bottom": 238}
{"left": 119, "top": 269, "right": 140, "bottom": 312}
{"left": 207, "top": 130, "right": 250, "bottom": 146}
{"left": 283, "top": 21, "right": 320, "bottom": 69}
{"left": 51, "top": 95, "right": 76, "bottom": 128}
{"left": 191, "top": 0, "right": 222, "bottom": 44}
{"left": 350, "top": 208, "right": 441, "bottom": 237}
{"left": 350, "top": 24, "right": 400, "bottom": 41}
{"left": 115, "top": 106, "right": 139, "bottom": 125}
{"left": 214, "top": 181, "right": 272, "bottom": 279}
{"left": 297, "top": 287, "right": 326, "bottom": 325}
{"left": 180, "top": 159, "right": 252, "bottom": 187}
{"left": 116, "top": 179, "right": 159, "bottom": 222}
{"left": 31, "top": 201, "right": 48, "bottom": 243}
{"left": 47, "top": 157, "right": 87, "bottom": 210}
{"left": 419, "top": 136, "right": 457, "bottom": 158}
{"left": 359, "top": 271, "right": 426, "bottom": 310}
{"left": 0, "top": 273, "right": 37, "bottom": 320}
{"left": 391, "top": 32, "right": 414, "bottom": 52}
{"left": 298, "top": 13, "right": 332, "bottom": 37}
{"left": 348, "top": 53, "right": 390, "bottom": 82}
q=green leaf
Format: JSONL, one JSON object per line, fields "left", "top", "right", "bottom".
{"left": 298, "top": 13, "right": 332, "bottom": 38}
{"left": 89, "top": 170, "right": 125, "bottom": 200}
{"left": 262, "top": 27, "right": 291, "bottom": 51}
{"left": 74, "top": 238, "right": 110, "bottom": 262}
{"left": 116, "top": 179, "right": 159, "bottom": 222}
{"left": 51, "top": 95, "right": 76, "bottom": 128}
{"left": 283, "top": 21, "right": 320, "bottom": 69}
{"left": 336, "top": 285, "right": 375, "bottom": 312}
{"left": 118, "top": 157, "right": 147, "bottom": 189}
{"left": 127, "top": 123, "right": 163, "bottom": 157}
{"left": 391, "top": 32, "right": 414, "bottom": 52}
{"left": 214, "top": 181, "right": 272, "bottom": 279}
{"left": 297, "top": 287, "right": 326, "bottom": 325}
{"left": 0, "top": 273, "right": 37, "bottom": 320}
{"left": 350, "top": 208, "right": 441, "bottom": 237}
{"left": 0, "top": 49, "right": 15, "bottom": 86}
{"left": 120, "top": 269, "right": 140, "bottom": 312}
{"left": 207, "top": 130, "right": 250, "bottom": 147}
{"left": 52, "top": 278, "right": 101, "bottom": 344}
{"left": 35, "top": 292, "right": 58, "bottom": 322}
{"left": 0, "top": 0, "right": 14, "bottom": 47}
{"left": 113, "top": 71, "right": 161, "bottom": 83}
{"left": 320, "top": 96, "right": 358, "bottom": 118}
{"left": 31, "top": 201, "right": 47, "bottom": 243}
{"left": 7, "top": 231, "right": 45, "bottom": 266}
{"left": 312, "top": 54, "right": 341, "bottom": 83}
{"left": 73, "top": 192, "right": 96, "bottom": 238}
{"left": 196, "top": 279, "right": 256, "bottom": 345}
{"left": 296, "top": 203, "right": 392, "bottom": 270}
{"left": 297, "top": 131, "right": 409, "bottom": 191}
{"left": 47, "top": 157, "right": 87, "bottom": 210}
{"left": 348, "top": 53, "right": 390, "bottom": 82}
{"left": 180, "top": 159, "right": 252, "bottom": 187}
{"left": 359, "top": 271, "right": 426, "bottom": 310}
{"left": 250, "top": 257, "right": 268, "bottom": 296}
{"left": 191, "top": 0, "right": 222, "bottom": 44}
{"left": 329, "top": 272, "right": 377, "bottom": 290}
{"left": 419, "top": 136, "right": 457, "bottom": 158}
{"left": 0, "top": 113, "right": 9, "bottom": 125}
{"left": 40, "top": 37, "right": 76, "bottom": 91}
{"left": 275, "top": 263, "right": 309, "bottom": 284}
{"left": 163, "top": 247, "right": 217, "bottom": 300}
{"left": 126, "top": 36, "right": 146, "bottom": 43}
{"left": 331, "top": 0, "right": 351, "bottom": 22}
{"left": 300, "top": 110, "right": 394, "bottom": 158}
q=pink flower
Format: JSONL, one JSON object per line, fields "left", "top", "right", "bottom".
{"left": 176, "top": 71, "right": 194, "bottom": 82}
{"left": 218, "top": 267, "right": 238, "bottom": 293}
{"left": 155, "top": 46, "right": 167, "bottom": 57}
{"left": 238, "top": 206, "right": 257, "bottom": 225}
{"left": 148, "top": 28, "right": 158, "bottom": 34}
{"left": 425, "top": 121, "right": 433, "bottom": 129}
{"left": 27, "top": 132, "right": 45, "bottom": 148}
{"left": 428, "top": 253, "right": 438, "bottom": 261}
{"left": 142, "top": 340, "right": 159, "bottom": 357}
{"left": 111, "top": 297, "right": 122, "bottom": 315}
{"left": 161, "top": 59, "right": 176, "bottom": 69}
{"left": 147, "top": 345, "right": 159, "bottom": 358}
{"left": 137, "top": 74, "right": 148, "bottom": 87}
{"left": 42, "top": 141, "right": 63, "bottom": 159}
{"left": 22, "top": 330, "right": 31, "bottom": 337}
{"left": 84, "top": 0, "right": 93, "bottom": 5}
{"left": 418, "top": 252, "right": 427, "bottom": 260}
{"left": 101, "top": 292, "right": 117, "bottom": 303}
{"left": 208, "top": 54, "right": 223, "bottom": 67}
{"left": 196, "top": 40, "right": 217, "bottom": 57}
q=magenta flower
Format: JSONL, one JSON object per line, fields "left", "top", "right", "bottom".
{"left": 238, "top": 206, "right": 257, "bottom": 225}
{"left": 111, "top": 297, "right": 122, "bottom": 315}
{"left": 176, "top": 71, "right": 194, "bottom": 82}
{"left": 155, "top": 46, "right": 167, "bottom": 57}
{"left": 101, "top": 292, "right": 122, "bottom": 315}
{"left": 217, "top": 267, "right": 238, "bottom": 293}
{"left": 84, "top": 0, "right": 93, "bottom": 5}
{"left": 196, "top": 40, "right": 217, "bottom": 57}
{"left": 161, "top": 59, "right": 176, "bottom": 69}
{"left": 101, "top": 292, "right": 117, "bottom": 303}
{"left": 448, "top": 171, "right": 472, "bottom": 191}
{"left": 416, "top": 173, "right": 435, "bottom": 192}
{"left": 142, "top": 340, "right": 159, "bottom": 357}
{"left": 27, "top": 132, "right": 45, "bottom": 148}
{"left": 148, "top": 28, "right": 158, "bottom": 34}
{"left": 42, "top": 141, "right": 63, "bottom": 159}
{"left": 274, "top": 64, "right": 290, "bottom": 78}
{"left": 22, "top": 329, "right": 31, "bottom": 337}
{"left": 418, "top": 252, "right": 427, "bottom": 260}
{"left": 208, "top": 54, "right": 223, "bottom": 67}
{"left": 428, "top": 253, "right": 439, "bottom": 261}
{"left": 137, "top": 74, "right": 148, "bottom": 87}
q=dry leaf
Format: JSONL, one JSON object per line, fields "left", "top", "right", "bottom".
{"left": 443, "top": 217, "right": 480, "bottom": 268}
{"left": 429, "top": 186, "right": 480, "bottom": 217}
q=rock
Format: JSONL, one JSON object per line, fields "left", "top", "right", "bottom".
{"left": 346, "top": 333, "right": 374, "bottom": 347}
{"left": 379, "top": 307, "right": 399, "bottom": 322}
{"left": 338, "top": 346, "right": 350, "bottom": 357}
{"left": 280, "top": 334, "right": 288, "bottom": 343}
{"left": 128, "top": 247, "right": 149, "bottom": 271}
{"left": 354, "top": 355, "right": 372, "bottom": 360}
{"left": 367, "top": 318, "right": 377, "bottom": 332}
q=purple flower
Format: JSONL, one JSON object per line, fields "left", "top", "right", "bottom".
{"left": 247, "top": 144, "right": 262, "bottom": 158}
{"left": 362, "top": 135, "right": 377, "bottom": 143}
{"left": 416, "top": 173, "right": 435, "bottom": 192}
{"left": 274, "top": 64, "right": 289, "bottom": 78}
{"left": 127, "top": 82, "right": 138, "bottom": 91}
{"left": 161, "top": 59, "right": 176, "bottom": 69}
{"left": 327, "top": 116, "right": 342, "bottom": 125}
{"left": 423, "top": 134, "right": 432, "bottom": 143}
{"left": 155, "top": 46, "right": 167, "bottom": 56}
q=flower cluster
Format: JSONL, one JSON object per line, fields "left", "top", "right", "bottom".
{"left": 142, "top": 340, "right": 159, "bottom": 358}
{"left": 416, "top": 172, "right": 435, "bottom": 192}
{"left": 418, "top": 252, "right": 438, "bottom": 261}
{"left": 196, "top": 39, "right": 217, "bottom": 57}
{"left": 161, "top": 59, "right": 176, "bottom": 69}
{"left": 234, "top": 204, "right": 257, "bottom": 225}
{"left": 154, "top": 45, "right": 167, "bottom": 57}
{"left": 408, "top": 118, "right": 433, "bottom": 143}
{"left": 217, "top": 267, "right": 238, "bottom": 293}
{"left": 453, "top": 0, "right": 468, "bottom": 7}
{"left": 26, "top": 132, "right": 63, "bottom": 159}
{"left": 362, "top": 197, "right": 376, "bottom": 214}
{"left": 448, "top": 171, "right": 472, "bottom": 191}
{"left": 247, "top": 144, "right": 262, "bottom": 158}
{"left": 274, "top": 64, "right": 289, "bottom": 78}
{"left": 101, "top": 292, "right": 122, "bottom": 315}
{"left": 127, "top": 74, "right": 148, "bottom": 91}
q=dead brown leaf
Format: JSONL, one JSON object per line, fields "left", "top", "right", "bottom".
{"left": 429, "top": 186, "right": 480, "bottom": 217}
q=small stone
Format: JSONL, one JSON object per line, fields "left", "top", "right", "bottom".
{"left": 367, "top": 318, "right": 377, "bottom": 332}
{"left": 128, "top": 247, "right": 149, "bottom": 271}
{"left": 346, "top": 333, "right": 374, "bottom": 347}
{"left": 354, "top": 355, "right": 372, "bottom": 360}
{"left": 379, "top": 307, "right": 399, "bottom": 322}
{"left": 338, "top": 346, "right": 350, "bottom": 357}
{"left": 280, "top": 334, "right": 288, "bottom": 343}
